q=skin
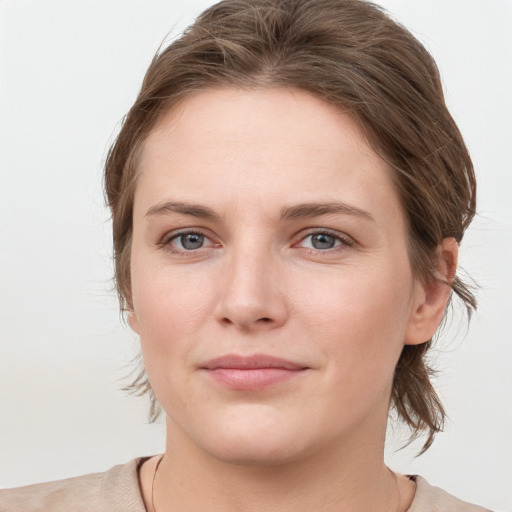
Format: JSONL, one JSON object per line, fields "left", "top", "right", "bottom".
{"left": 129, "top": 87, "right": 457, "bottom": 512}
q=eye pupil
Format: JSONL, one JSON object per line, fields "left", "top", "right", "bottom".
{"left": 181, "top": 233, "right": 204, "bottom": 250}
{"left": 312, "top": 234, "right": 336, "bottom": 249}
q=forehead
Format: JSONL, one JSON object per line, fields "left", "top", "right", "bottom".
{"left": 136, "top": 87, "right": 403, "bottom": 226}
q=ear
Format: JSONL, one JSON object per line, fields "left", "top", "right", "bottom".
{"left": 127, "top": 309, "right": 140, "bottom": 334}
{"left": 404, "top": 237, "right": 458, "bottom": 346}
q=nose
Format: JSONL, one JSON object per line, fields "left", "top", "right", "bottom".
{"left": 213, "top": 246, "right": 288, "bottom": 332}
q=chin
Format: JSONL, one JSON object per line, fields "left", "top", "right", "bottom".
{"left": 203, "top": 434, "right": 307, "bottom": 467}
{"left": 179, "top": 405, "right": 318, "bottom": 467}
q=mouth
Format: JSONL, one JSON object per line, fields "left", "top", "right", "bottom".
{"left": 200, "top": 354, "right": 309, "bottom": 391}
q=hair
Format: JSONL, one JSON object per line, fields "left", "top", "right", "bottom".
{"left": 104, "top": 0, "right": 476, "bottom": 452}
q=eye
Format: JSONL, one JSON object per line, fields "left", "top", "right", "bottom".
{"left": 162, "top": 230, "right": 217, "bottom": 253}
{"left": 174, "top": 232, "right": 206, "bottom": 250}
{"left": 297, "top": 230, "right": 352, "bottom": 251}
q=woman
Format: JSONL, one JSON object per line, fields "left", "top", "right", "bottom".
{"left": 0, "top": 0, "right": 497, "bottom": 510}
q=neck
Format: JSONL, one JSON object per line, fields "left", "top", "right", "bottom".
{"left": 149, "top": 418, "right": 402, "bottom": 512}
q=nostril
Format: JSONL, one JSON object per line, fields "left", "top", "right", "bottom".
{"left": 259, "top": 317, "right": 272, "bottom": 322}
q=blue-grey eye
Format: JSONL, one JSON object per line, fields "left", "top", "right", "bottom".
{"left": 179, "top": 233, "right": 204, "bottom": 250}
{"left": 311, "top": 233, "right": 337, "bottom": 249}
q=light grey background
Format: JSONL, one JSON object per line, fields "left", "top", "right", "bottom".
{"left": 0, "top": 1, "right": 511, "bottom": 510}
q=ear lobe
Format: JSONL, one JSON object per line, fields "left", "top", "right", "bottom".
{"left": 127, "top": 310, "right": 140, "bottom": 334}
{"left": 404, "top": 238, "right": 458, "bottom": 346}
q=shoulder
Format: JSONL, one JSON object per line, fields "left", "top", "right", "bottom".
{"left": 0, "top": 458, "right": 147, "bottom": 512}
{"left": 409, "top": 476, "right": 493, "bottom": 512}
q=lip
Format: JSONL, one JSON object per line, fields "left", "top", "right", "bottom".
{"left": 200, "top": 354, "right": 309, "bottom": 391}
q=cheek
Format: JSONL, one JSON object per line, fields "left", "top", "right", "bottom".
{"left": 131, "top": 267, "right": 215, "bottom": 405}
{"left": 295, "top": 265, "right": 414, "bottom": 375}
{"left": 132, "top": 263, "right": 215, "bottom": 339}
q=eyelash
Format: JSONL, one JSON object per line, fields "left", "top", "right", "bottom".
{"left": 158, "top": 228, "right": 354, "bottom": 256}
{"left": 159, "top": 229, "right": 217, "bottom": 255}
{"left": 295, "top": 229, "right": 354, "bottom": 254}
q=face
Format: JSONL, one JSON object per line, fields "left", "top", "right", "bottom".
{"left": 129, "top": 87, "right": 430, "bottom": 465}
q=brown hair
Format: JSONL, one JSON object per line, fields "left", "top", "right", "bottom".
{"left": 104, "top": 0, "right": 476, "bottom": 451}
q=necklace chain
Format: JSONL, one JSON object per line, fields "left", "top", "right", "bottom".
{"left": 392, "top": 470, "right": 402, "bottom": 512}
{"left": 150, "top": 455, "right": 401, "bottom": 512}
{"left": 151, "top": 454, "right": 164, "bottom": 512}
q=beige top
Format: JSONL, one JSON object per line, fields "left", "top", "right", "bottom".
{"left": 0, "top": 458, "right": 492, "bottom": 511}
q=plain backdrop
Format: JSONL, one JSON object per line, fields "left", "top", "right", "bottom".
{"left": 0, "top": 1, "right": 511, "bottom": 510}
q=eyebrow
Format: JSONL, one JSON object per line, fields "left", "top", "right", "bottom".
{"left": 146, "top": 201, "right": 221, "bottom": 221}
{"left": 280, "top": 202, "right": 375, "bottom": 222}
{"left": 145, "top": 200, "right": 375, "bottom": 222}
